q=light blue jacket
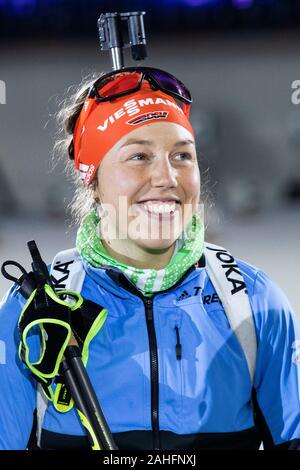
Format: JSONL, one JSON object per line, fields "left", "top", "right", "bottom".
{"left": 0, "top": 253, "right": 299, "bottom": 449}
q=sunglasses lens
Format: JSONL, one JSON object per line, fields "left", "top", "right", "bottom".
{"left": 150, "top": 70, "right": 192, "bottom": 103}
{"left": 98, "top": 72, "right": 142, "bottom": 98}
{"left": 92, "top": 69, "right": 192, "bottom": 109}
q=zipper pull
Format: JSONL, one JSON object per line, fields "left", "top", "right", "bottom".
{"left": 145, "top": 297, "right": 153, "bottom": 321}
{"left": 175, "top": 326, "right": 182, "bottom": 360}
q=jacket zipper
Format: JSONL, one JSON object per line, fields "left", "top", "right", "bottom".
{"left": 106, "top": 261, "right": 202, "bottom": 451}
{"left": 144, "top": 297, "right": 160, "bottom": 450}
{"left": 175, "top": 326, "right": 182, "bottom": 360}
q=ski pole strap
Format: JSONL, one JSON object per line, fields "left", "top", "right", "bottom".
{"left": 18, "top": 283, "right": 83, "bottom": 399}
{"left": 53, "top": 302, "right": 108, "bottom": 413}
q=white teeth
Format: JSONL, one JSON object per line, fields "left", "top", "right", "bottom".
{"left": 142, "top": 201, "right": 177, "bottom": 214}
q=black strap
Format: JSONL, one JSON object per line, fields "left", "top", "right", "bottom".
{"left": 26, "top": 409, "right": 39, "bottom": 450}
{"left": 251, "top": 387, "right": 275, "bottom": 449}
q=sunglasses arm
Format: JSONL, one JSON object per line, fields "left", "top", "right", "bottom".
{"left": 183, "top": 103, "right": 191, "bottom": 119}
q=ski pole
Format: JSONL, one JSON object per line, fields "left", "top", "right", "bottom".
{"left": 27, "top": 240, "right": 118, "bottom": 450}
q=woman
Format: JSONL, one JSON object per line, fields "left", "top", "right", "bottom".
{"left": 0, "top": 68, "right": 299, "bottom": 450}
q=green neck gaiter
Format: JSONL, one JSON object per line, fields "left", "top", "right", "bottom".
{"left": 76, "top": 209, "right": 205, "bottom": 297}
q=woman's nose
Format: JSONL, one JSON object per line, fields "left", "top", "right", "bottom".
{"left": 150, "top": 158, "right": 177, "bottom": 187}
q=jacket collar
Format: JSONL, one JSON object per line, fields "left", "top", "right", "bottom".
{"left": 81, "top": 254, "right": 206, "bottom": 301}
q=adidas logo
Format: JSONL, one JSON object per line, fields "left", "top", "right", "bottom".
{"left": 177, "top": 290, "right": 191, "bottom": 301}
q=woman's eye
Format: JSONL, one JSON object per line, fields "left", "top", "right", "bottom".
{"left": 174, "top": 153, "right": 191, "bottom": 161}
{"left": 129, "top": 153, "right": 192, "bottom": 162}
{"left": 130, "top": 153, "right": 146, "bottom": 161}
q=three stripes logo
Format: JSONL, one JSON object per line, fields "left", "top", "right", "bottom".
{"left": 177, "top": 290, "right": 191, "bottom": 302}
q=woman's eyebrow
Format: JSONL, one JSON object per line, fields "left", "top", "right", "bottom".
{"left": 120, "top": 138, "right": 195, "bottom": 148}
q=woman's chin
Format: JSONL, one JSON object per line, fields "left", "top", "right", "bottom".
{"left": 127, "top": 223, "right": 183, "bottom": 252}
{"left": 134, "top": 237, "right": 177, "bottom": 252}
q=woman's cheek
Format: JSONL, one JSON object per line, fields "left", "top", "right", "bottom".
{"left": 187, "top": 169, "right": 200, "bottom": 198}
{"left": 116, "top": 169, "right": 144, "bottom": 202}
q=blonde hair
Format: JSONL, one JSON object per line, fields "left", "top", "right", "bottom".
{"left": 53, "top": 70, "right": 146, "bottom": 226}
{"left": 53, "top": 72, "right": 108, "bottom": 226}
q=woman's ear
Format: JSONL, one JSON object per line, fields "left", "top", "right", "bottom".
{"left": 92, "top": 179, "right": 106, "bottom": 219}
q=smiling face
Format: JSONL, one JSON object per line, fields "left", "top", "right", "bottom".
{"left": 94, "top": 121, "right": 201, "bottom": 262}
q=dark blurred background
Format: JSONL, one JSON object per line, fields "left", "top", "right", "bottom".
{"left": 0, "top": 0, "right": 299, "bottom": 309}
{"left": 1, "top": 0, "right": 300, "bottom": 37}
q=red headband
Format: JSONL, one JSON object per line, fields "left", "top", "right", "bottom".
{"left": 73, "top": 79, "right": 194, "bottom": 186}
